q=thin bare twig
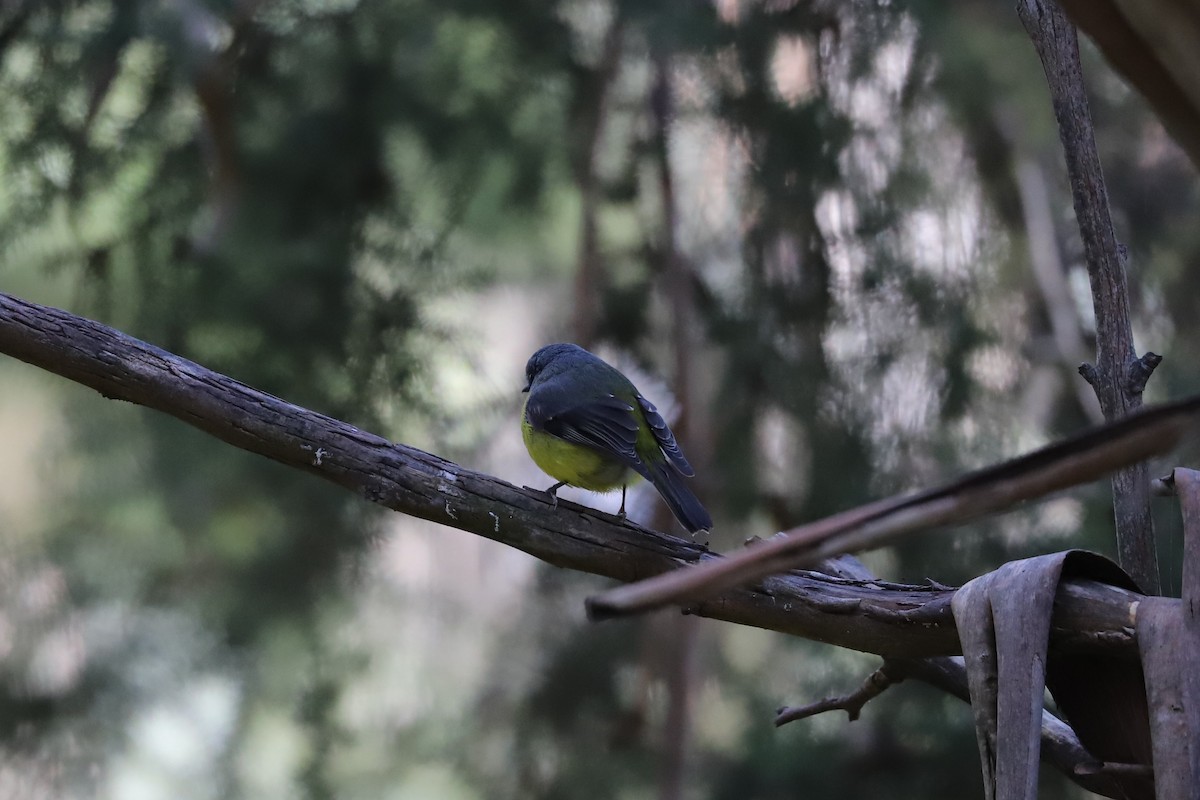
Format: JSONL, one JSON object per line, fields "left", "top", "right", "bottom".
{"left": 775, "top": 662, "right": 902, "bottom": 726}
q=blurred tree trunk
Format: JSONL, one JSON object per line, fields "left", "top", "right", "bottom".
{"left": 572, "top": 17, "right": 624, "bottom": 347}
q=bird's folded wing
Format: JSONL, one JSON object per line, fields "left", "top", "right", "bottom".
{"left": 527, "top": 393, "right": 642, "bottom": 468}
{"left": 637, "top": 394, "right": 693, "bottom": 476}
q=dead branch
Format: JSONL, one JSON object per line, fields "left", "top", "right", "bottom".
{"left": 0, "top": 291, "right": 1159, "bottom": 651}
{"left": 0, "top": 291, "right": 1161, "bottom": 662}
{"left": 775, "top": 662, "right": 902, "bottom": 726}
{"left": 1017, "top": 0, "right": 1161, "bottom": 594}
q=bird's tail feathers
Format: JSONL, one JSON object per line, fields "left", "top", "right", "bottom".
{"left": 645, "top": 460, "right": 712, "bottom": 534}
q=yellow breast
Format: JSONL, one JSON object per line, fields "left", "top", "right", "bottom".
{"left": 521, "top": 411, "right": 629, "bottom": 492}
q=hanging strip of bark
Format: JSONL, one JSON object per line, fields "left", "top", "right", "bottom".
{"left": 953, "top": 551, "right": 1152, "bottom": 800}
{"left": 1136, "top": 469, "right": 1200, "bottom": 798}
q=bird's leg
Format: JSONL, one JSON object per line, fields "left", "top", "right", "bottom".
{"left": 618, "top": 485, "right": 627, "bottom": 520}
{"left": 546, "top": 480, "right": 567, "bottom": 509}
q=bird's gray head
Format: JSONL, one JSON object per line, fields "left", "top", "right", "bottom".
{"left": 523, "top": 342, "right": 587, "bottom": 392}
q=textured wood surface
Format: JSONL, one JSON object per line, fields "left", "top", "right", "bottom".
{"left": 0, "top": 290, "right": 1155, "bottom": 659}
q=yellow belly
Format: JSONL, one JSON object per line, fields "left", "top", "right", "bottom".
{"left": 522, "top": 417, "right": 629, "bottom": 492}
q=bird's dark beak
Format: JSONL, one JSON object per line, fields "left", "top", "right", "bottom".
{"left": 522, "top": 383, "right": 530, "bottom": 393}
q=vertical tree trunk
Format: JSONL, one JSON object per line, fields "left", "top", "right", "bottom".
{"left": 1017, "top": 0, "right": 1162, "bottom": 594}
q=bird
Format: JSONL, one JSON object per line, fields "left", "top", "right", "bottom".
{"left": 520, "top": 342, "right": 712, "bottom": 534}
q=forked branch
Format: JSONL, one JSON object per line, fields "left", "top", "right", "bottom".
{"left": 1017, "top": 0, "right": 1161, "bottom": 593}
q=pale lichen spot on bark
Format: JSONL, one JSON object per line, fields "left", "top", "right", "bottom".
{"left": 437, "top": 469, "right": 460, "bottom": 496}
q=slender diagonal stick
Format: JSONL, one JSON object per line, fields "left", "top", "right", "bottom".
{"left": 588, "top": 398, "right": 1198, "bottom": 618}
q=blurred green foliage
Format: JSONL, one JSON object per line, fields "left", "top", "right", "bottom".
{"left": 1, "top": 0, "right": 1198, "bottom": 798}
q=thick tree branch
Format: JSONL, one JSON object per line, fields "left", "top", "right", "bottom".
{"left": 1017, "top": 0, "right": 1161, "bottom": 594}
{"left": 0, "top": 290, "right": 1172, "bottom": 796}
{"left": 0, "top": 291, "right": 1157, "bottom": 660}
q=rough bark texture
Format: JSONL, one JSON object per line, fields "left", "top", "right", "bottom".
{"left": 0, "top": 291, "right": 1154, "bottom": 660}
{"left": 1018, "top": 0, "right": 1161, "bottom": 594}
